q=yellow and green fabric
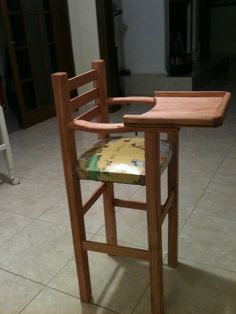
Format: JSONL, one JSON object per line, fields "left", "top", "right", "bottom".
{"left": 77, "top": 137, "right": 173, "bottom": 185}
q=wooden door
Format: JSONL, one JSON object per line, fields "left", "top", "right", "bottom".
{"left": 0, "top": 0, "right": 75, "bottom": 128}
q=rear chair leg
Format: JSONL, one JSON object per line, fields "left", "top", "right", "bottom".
{"left": 103, "top": 182, "right": 117, "bottom": 246}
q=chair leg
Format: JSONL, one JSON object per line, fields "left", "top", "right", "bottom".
{"left": 67, "top": 178, "right": 92, "bottom": 302}
{"left": 145, "top": 132, "right": 164, "bottom": 314}
{"left": 103, "top": 182, "right": 117, "bottom": 246}
{"left": 167, "top": 130, "right": 179, "bottom": 267}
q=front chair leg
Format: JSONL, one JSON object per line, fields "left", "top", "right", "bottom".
{"left": 145, "top": 131, "right": 164, "bottom": 314}
{"left": 167, "top": 129, "right": 179, "bottom": 267}
{"left": 68, "top": 179, "right": 92, "bottom": 302}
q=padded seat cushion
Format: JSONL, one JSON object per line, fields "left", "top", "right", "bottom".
{"left": 77, "top": 137, "right": 173, "bottom": 185}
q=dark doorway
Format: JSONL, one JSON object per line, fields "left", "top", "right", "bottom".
{"left": 0, "top": 0, "right": 75, "bottom": 128}
{"left": 96, "top": 0, "right": 120, "bottom": 97}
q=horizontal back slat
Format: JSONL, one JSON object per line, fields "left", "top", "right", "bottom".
{"left": 77, "top": 106, "right": 100, "bottom": 121}
{"left": 71, "top": 88, "right": 99, "bottom": 110}
{"left": 68, "top": 69, "right": 97, "bottom": 91}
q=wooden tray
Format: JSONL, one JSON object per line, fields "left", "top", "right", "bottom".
{"left": 124, "top": 91, "right": 231, "bottom": 128}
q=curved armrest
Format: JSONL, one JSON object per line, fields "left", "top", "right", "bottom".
{"left": 67, "top": 96, "right": 156, "bottom": 133}
{"left": 68, "top": 119, "right": 132, "bottom": 133}
{"left": 105, "top": 96, "right": 155, "bottom": 105}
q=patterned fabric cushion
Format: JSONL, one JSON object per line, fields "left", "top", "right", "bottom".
{"left": 77, "top": 137, "right": 173, "bottom": 185}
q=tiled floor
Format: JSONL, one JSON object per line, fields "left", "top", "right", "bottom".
{"left": 0, "top": 64, "right": 236, "bottom": 313}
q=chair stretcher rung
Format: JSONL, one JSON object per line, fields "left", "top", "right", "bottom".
{"left": 83, "top": 183, "right": 106, "bottom": 214}
{"left": 161, "top": 190, "right": 175, "bottom": 224}
{"left": 114, "top": 198, "right": 146, "bottom": 210}
{"left": 82, "top": 240, "right": 149, "bottom": 261}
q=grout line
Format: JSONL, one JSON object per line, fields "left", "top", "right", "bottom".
{"left": 131, "top": 284, "right": 149, "bottom": 314}
{"left": 0, "top": 218, "right": 37, "bottom": 249}
{"left": 178, "top": 256, "right": 236, "bottom": 275}
{"left": 44, "top": 256, "right": 75, "bottom": 289}
{"left": 43, "top": 285, "right": 80, "bottom": 300}
{"left": 178, "top": 138, "right": 236, "bottom": 234}
{"left": 0, "top": 267, "right": 46, "bottom": 286}
{"left": 90, "top": 302, "right": 121, "bottom": 314}
{"left": 18, "top": 285, "right": 46, "bottom": 313}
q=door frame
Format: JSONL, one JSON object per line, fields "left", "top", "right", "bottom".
{"left": 0, "top": 0, "right": 75, "bottom": 128}
{"left": 96, "top": 0, "right": 120, "bottom": 97}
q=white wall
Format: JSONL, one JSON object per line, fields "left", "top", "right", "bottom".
{"left": 121, "top": 0, "right": 166, "bottom": 74}
{"left": 67, "top": 0, "right": 100, "bottom": 73}
{"left": 67, "top": 0, "right": 166, "bottom": 74}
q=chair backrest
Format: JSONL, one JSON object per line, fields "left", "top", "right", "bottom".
{"left": 51, "top": 59, "right": 109, "bottom": 135}
{"left": 51, "top": 60, "right": 157, "bottom": 187}
{"left": 51, "top": 59, "right": 156, "bottom": 136}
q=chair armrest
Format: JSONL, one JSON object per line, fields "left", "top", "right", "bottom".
{"left": 68, "top": 119, "right": 132, "bottom": 133}
{"left": 105, "top": 96, "right": 155, "bottom": 106}
{"left": 67, "top": 96, "right": 156, "bottom": 133}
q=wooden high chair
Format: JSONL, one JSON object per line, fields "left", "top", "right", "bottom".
{"left": 51, "top": 59, "right": 230, "bottom": 314}
{"left": 51, "top": 59, "right": 178, "bottom": 314}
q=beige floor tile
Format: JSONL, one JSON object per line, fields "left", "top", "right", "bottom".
{"left": 47, "top": 258, "right": 80, "bottom": 298}
{"left": 0, "top": 269, "right": 42, "bottom": 314}
{"left": 39, "top": 198, "right": 71, "bottom": 228}
{"left": 179, "top": 212, "right": 236, "bottom": 271}
{"left": 19, "top": 161, "right": 65, "bottom": 186}
{"left": 79, "top": 180, "right": 102, "bottom": 197}
{"left": 195, "top": 180, "right": 236, "bottom": 221}
{"left": 179, "top": 176, "right": 207, "bottom": 211}
{"left": 0, "top": 180, "right": 65, "bottom": 218}
{"left": 189, "top": 126, "right": 236, "bottom": 144}
{"left": 90, "top": 254, "right": 148, "bottom": 314}
{"left": 227, "top": 142, "right": 236, "bottom": 159}
{"left": 71, "top": 180, "right": 138, "bottom": 201}
{"left": 6, "top": 141, "right": 61, "bottom": 177}
{"left": 124, "top": 175, "right": 170, "bottom": 205}
{"left": 179, "top": 156, "right": 222, "bottom": 179}
{"left": 179, "top": 139, "right": 232, "bottom": 178}
{"left": 84, "top": 199, "right": 107, "bottom": 234}
{"left": 133, "top": 258, "right": 236, "bottom": 314}
{"left": 0, "top": 220, "right": 73, "bottom": 284}
{"left": 0, "top": 210, "right": 33, "bottom": 246}
{"left": 21, "top": 287, "right": 114, "bottom": 314}
{"left": 213, "top": 161, "right": 236, "bottom": 186}
{"left": 48, "top": 246, "right": 149, "bottom": 314}
{"left": 126, "top": 171, "right": 207, "bottom": 212}
{"left": 108, "top": 207, "right": 148, "bottom": 249}
{"left": 92, "top": 179, "right": 191, "bottom": 250}
{"left": 39, "top": 181, "right": 103, "bottom": 224}
{"left": 113, "top": 182, "right": 140, "bottom": 199}
{"left": 180, "top": 140, "right": 231, "bottom": 158}
{"left": 96, "top": 206, "right": 190, "bottom": 252}
{"left": 39, "top": 195, "right": 105, "bottom": 233}
{"left": 39, "top": 181, "right": 139, "bottom": 235}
